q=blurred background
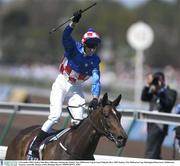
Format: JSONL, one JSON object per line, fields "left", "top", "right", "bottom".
{"left": 0, "top": 0, "right": 180, "bottom": 159}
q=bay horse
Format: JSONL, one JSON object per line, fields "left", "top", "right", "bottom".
{"left": 6, "top": 93, "right": 127, "bottom": 160}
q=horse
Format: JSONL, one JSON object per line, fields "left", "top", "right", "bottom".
{"left": 5, "top": 93, "right": 127, "bottom": 160}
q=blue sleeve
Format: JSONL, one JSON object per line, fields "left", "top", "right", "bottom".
{"left": 62, "top": 25, "right": 77, "bottom": 58}
{"left": 91, "top": 68, "right": 101, "bottom": 97}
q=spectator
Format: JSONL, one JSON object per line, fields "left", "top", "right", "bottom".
{"left": 174, "top": 104, "right": 180, "bottom": 158}
{"left": 141, "top": 72, "right": 177, "bottom": 159}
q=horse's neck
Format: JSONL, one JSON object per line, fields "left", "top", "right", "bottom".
{"left": 69, "top": 111, "right": 102, "bottom": 156}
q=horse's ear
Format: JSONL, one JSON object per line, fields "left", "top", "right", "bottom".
{"left": 101, "top": 93, "right": 108, "bottom": 107}
{"left": 112, "top": 94, "right": 122, "bottom": 107}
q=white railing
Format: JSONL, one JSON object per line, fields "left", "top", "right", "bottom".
{"left": 0, "top": 102, "right": 180, "bottom": 125}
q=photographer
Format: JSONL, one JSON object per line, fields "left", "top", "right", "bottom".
{"left": 141, "top": 72, "right": 177, "bottom": 159}
{"left": 173, "top": 104, "right": 180, "bottom": 158}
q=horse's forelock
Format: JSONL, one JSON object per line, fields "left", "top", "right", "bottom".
{"left": 103, "top": 103, "right": 121, "bottom": 120}
{"left": 99, "top": 98, "right": 112, "bottom": 107}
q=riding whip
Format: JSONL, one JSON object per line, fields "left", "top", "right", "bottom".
{"left": 49, "top": 2, "right": 97, "bottom": 34}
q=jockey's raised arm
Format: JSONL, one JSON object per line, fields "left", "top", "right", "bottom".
{"left": 62, "top": 25, "right": 77, "bottom": 57}
{"left": 29, "top": 9, "right": 102, "bottom": 160}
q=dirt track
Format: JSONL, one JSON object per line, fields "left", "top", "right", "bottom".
{"left": 0, "top": 113, "right": 178, "bottom": 160}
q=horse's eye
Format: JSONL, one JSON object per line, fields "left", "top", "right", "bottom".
{"left": 104, "top": 114, "right": 109, "bottom": 118}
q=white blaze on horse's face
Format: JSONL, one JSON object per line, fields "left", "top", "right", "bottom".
{"left": 112, "top": 108, "right": 117, "bottom": 116}
{"left": 103, "top": 105, "right": 119, "bottom": 124}
{"left": 102, "top": 104, "right": 127, "bottom": 147}
{"left": 111, "top": 108, "right": 120, "bottom": 123}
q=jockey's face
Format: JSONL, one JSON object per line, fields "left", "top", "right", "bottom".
{"left": 84, "top": 43, "right": 99, "bottom": 56}
{"left": 85, "top": 46, "right": 97, "bottom": 56}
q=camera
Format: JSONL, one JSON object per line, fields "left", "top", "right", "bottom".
{"left": 151, "top": 75, "right": 159, "bottom": 86}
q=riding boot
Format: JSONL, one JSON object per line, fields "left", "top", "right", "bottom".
{"left": 30, "top": 130, "right": 49, "bottom": 158}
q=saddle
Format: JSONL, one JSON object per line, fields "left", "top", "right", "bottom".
{"left": 27, "top": 128, "right": 71, "bottom": 160}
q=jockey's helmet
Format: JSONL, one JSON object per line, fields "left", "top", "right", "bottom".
{"left": 81, "top": 28, "right": 101, "bottom": 48}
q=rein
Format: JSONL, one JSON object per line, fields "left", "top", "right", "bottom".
{"left": 67, "top": 103, "right": 87, "bottom": 109}
{"left": 68, "top": 104, "right": 107, "bottom": 136}
{"left": 67, "top": 103, "right": 88, "bottom": 121}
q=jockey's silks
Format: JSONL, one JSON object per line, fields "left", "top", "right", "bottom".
{"left": 60, "top": 25, "right": 101, "bottom": 97}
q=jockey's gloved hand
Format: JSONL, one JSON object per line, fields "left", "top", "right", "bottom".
{"left": 89, "top": 98, "right": 98, "bottom": 110}
{"left": 72, "top": 10, "right": 82, "bottom": 23}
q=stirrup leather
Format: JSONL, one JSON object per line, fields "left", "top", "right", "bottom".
{"left": 27, "top": 150, "right": 39, "bottom": 160}
{"left": 27, "top": 137, "right": 40, "bottom": 160}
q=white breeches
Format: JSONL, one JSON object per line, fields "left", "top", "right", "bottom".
{"left": 41, "top": 74, "right": 85, "bottom": 132}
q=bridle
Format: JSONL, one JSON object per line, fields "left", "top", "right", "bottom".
{"left": 88, "top": 104, "right": 120, "bottom": 142}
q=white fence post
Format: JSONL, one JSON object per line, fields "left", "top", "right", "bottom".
{"left": 0, "top": 146, "right": 7, "bottom": 160}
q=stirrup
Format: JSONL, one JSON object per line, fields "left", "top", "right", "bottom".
{"left": 27, "top": 150, "right": 39, "bottom": 160}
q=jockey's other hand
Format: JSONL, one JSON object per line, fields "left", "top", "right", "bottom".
{"left": 72, "top": 10, "right": 82, "bottom": 23}
{"left": 89, "top": 98, "right": 98, "bottom": 110}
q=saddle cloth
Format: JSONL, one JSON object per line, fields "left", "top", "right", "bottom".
{"left": 27, "top": 128, "right": 71, "bottom": 160}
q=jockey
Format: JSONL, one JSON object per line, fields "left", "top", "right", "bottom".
{"left": 30, "top": 11, "right": 101, "bottom": 159}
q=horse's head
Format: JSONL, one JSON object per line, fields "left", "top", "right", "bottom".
{"left": 91, "top": 93, "right": 127, "bottom": 148}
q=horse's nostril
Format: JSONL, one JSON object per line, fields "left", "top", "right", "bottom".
{"left": 117, "top": 136, "right": 123, "bottom": 140}
{"left": 117, "top": 135, "right": 127, "bottom": 141}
